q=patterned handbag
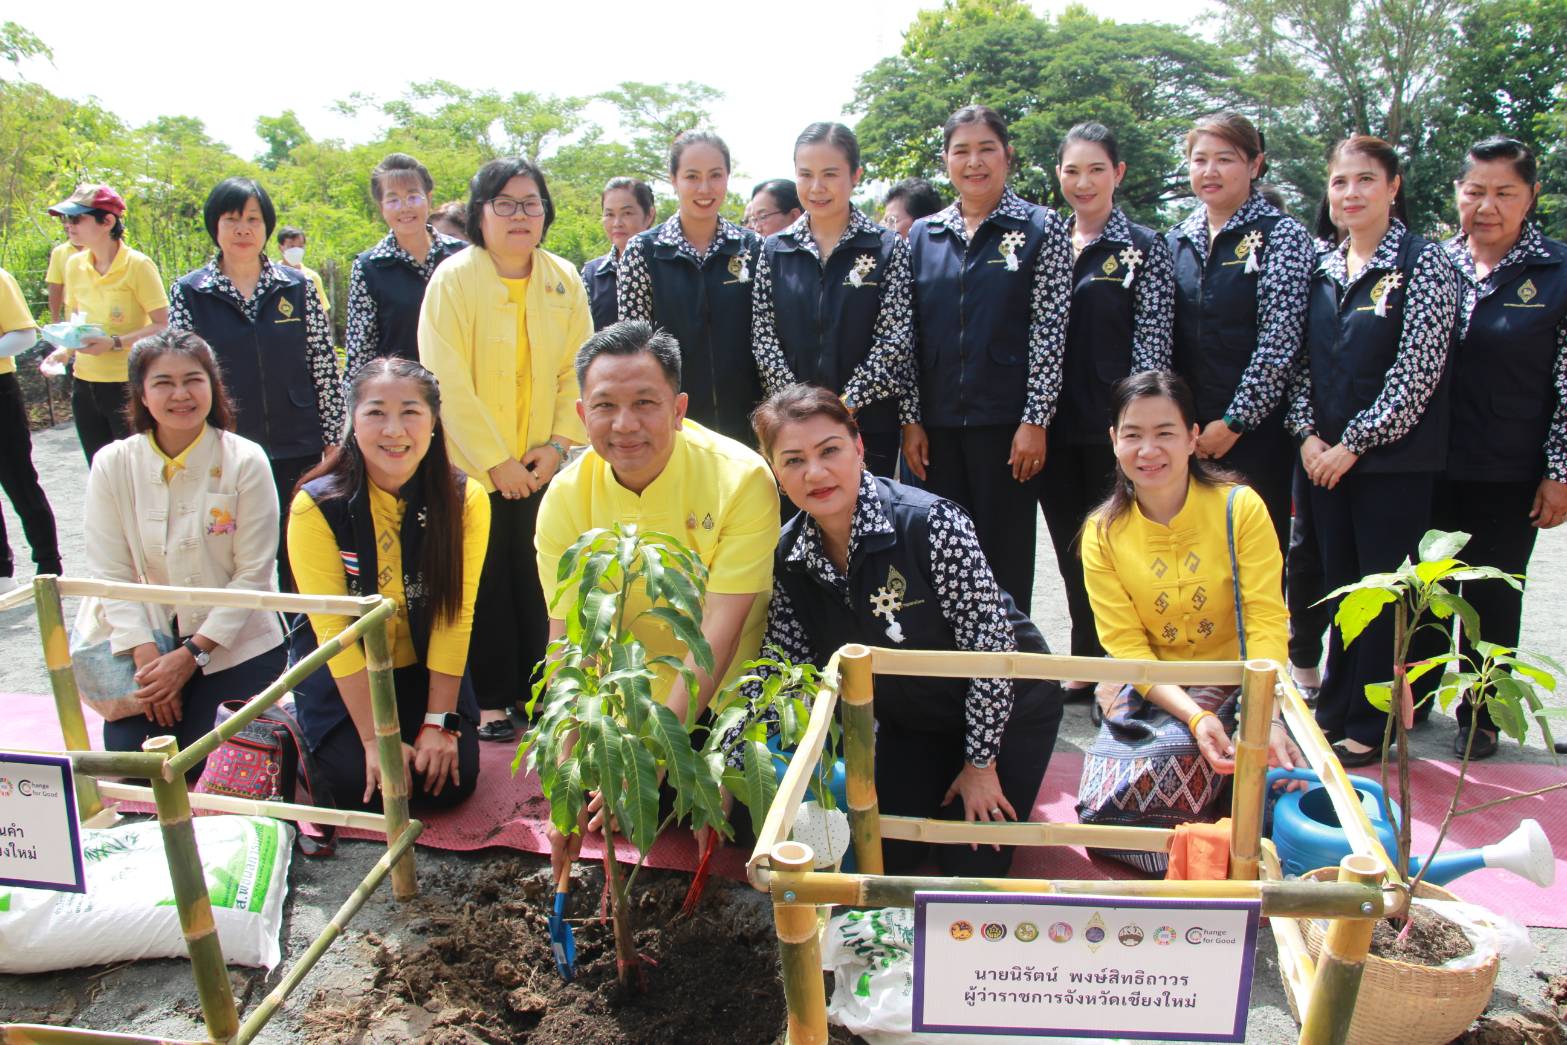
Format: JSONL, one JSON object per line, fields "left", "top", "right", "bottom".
{"left": 194, "top": 700, "right": 338, "bottom": 855}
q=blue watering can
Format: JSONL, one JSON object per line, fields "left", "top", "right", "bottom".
{"left": 1267, "top": 768, "right": 1554, "bottom": 887}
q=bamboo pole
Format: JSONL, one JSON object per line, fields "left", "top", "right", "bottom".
{"left": 839, "top": 645, "right": 883, "bottom": 876}
{"left": 98, "top": 781, "right": 393, "bottom": 833}
{"left": 0, "top": 1027, "right": 203, "bottom": 1044}
{"left": 762, "top": 868, "right": 1384, "bottom": 919}
{"left": 32, "top": 575, "right": 103, "bottom": 821}
{"left": 1230, "top": 660, "right": 1277, "bottom": 881}
{"left": 142, "top": 737, "right": 238, "bottom": 1044}
{"left": 51, "top": 577, "right": 373, "bottom": 616}
{"left": 0, "top": 581, "right": 33, "bottom": 612}
{"left": 363, "top": 616, "right": 415, "bottom": 900}
{"left": 163, "top": 598, "right": 396, "bottom": 780}
{"left": 1261, "top": 841, "right": 1318, "bottom": 1027}
{"left": 770, "top": 842, "right": 829, "bottom": 1045}
{"left": 868, "top": 646, "right": 1247, "bottom": 687}
{"left": 234, "top": 820, "right": 425, "bottom": 1045}
{"left": 878, "top": 815, "right": 1174, "bottom": 852}
{"left": 63, "top": 750, "right": 171, "bottom": 779}
{"left": 748, "top": 652, "right": 842, "bottom": 889}
{"left": 1299, "top": 853, "right": 1383, "bottom": 1045}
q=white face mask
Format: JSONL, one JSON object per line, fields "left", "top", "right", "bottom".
{"left": 281, "top": 246, "right": 306, "bottom": 266}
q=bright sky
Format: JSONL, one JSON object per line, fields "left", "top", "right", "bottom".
{"left": 17, "top": 0, "right": 1217, "bottom": 186}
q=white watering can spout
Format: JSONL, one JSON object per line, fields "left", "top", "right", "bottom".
{"left": 1416, "top": 819, "right": 1555, "bottom": 888}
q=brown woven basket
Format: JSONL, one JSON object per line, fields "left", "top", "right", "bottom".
{"left": 1286, "top": 868, "right": 1499, "bottom": 1045}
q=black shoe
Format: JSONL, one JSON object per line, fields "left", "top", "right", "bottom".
{"left": 1555, "top": 739, "right": 1567, "bottom": 755}
{"left": 476, "top": 719, "right": 516, "bottom": 743}
{"left": 1454, "top": 726, "right": 1498, "bottom": 760}
{"left": 1331, "top": 741, "right": 1380, "bottom": 768}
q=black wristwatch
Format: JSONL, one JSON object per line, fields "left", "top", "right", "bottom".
{"left": 1222, "top": 414, "right": 1245, "bottom": 434}
{"left": 181, "top": 637, "right": 211, "bottom": 668}
{"left": 423, "top": 711, "right": 461, "bottom": 734}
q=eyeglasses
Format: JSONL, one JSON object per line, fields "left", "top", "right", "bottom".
{"left": 744, "top": 210, "right": 782, "bottom": 229}
{"left": 381, "top": 193, "right": 428, "bottom": 211}
{"left": 489, "top": 197, "right": 546, "bottom": 217}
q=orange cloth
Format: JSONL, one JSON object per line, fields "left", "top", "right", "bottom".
{"left": 1165, "top": 818, "right": 1232, "bottom": 880}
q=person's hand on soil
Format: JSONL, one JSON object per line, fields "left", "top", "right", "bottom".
{"left": 547, "top": 807, "right": 588, "bottom": 883}
{"left": 943, "top": 761, "right": 1015, "bottom": 851}
{"left": 361, "top": 738, "right": 414, "bottom": 805}
{"left": 900, "top": 423, "right": 929, "bottom": 481}
{"left": 412, "top": 725, "right": 460, "bottom": 797}
{"left": 1193, "top": 715, "right": 1236, "bottom": 774}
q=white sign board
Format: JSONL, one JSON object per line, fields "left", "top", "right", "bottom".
{"left": 0, "top": 753, "right": 85, "bottom": 893}
{"left": 914, "top": 892, "right": 1260, "bottom": 1042}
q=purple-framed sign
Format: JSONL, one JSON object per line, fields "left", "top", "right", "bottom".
{"left": 913, "top": 892, "right": 1260, "bottom": 1041}
{"left": 0, "top": 752, "right": 86, "bottom": 893}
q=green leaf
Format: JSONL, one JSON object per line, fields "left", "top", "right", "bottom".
{"left": 582, "top": 588, "right": 618, "bottom": 652}
{"left": 1444, "top": 566, "right": 1524, "bottom": 591}
{"left": 1435, "top": 671, "right": 1466, "bottom": 712}
{"left": 1506, "top": 662, "right": 1558, "bottom": 691}
{"left": 1428, "top": 592, "right": 1480, "bottom": 640}
{"left": 647, "top": 701, "right": 699, "bottom": 813}
{"left": 1335, "top": 587, "right": 1398, "bottom": 647}
{"left": 547, "top": 758, "right": 584, "bottom": 837}
{"left": 647, "top": 606, "right": 715, "bottom": 677}
{"left": 1414, "top": 558, "right": 1462, "bottom": 585}
{"left": 735, "top": 738, "right": 778, "bottom": 825}
{"left": 618, "top": 732, "right": 660, "bottom": 852}
{"left": 1364, "top": 682, "right": 1393, "bottom": 712}
{"left": 1403, "top": 656, "right": 1455, "bottom": 686}
{"left": 1418, "top": 529, "right": 1470, "bottom": 563}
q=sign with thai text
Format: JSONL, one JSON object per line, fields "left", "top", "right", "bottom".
{"left": 913, "top": 892, "right": 1260, "bottom": 1041}
{"left": 0, "top": 753, "right": 85, "bottom": 893}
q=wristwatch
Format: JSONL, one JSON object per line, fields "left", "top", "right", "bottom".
{"left": 181, "top": 637, "right": 211, "bottom": 668}
{"left": 111, "top": 335, "right": 123, "bottom": 351}
{"left": 968, "top": 757, "right": 993, "bottom": 771}
{"left": 1222, "top": 413, "right": 1245, "bottom": 434}
{"left": 423, "top": 711, "right": 461, "bottom": 734}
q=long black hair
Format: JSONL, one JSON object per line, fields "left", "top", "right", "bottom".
{"left": 1088, "top": 370, "right": 1243, "bottom": 537}
{"left": 294, "top": 357, "right": 468, "bottom": 626}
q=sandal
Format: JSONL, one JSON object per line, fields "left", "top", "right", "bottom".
{"left": 477, "top": 719, "right": 516, "bottom": 743}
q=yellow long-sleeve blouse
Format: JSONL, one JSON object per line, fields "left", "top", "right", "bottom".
{"left": 1080, "top": 478, "right": 1288, "bottom": 690}
{"left": 288, "top": 477, "right": 490, "bottom": 679}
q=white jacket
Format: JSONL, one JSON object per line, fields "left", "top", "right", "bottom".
{"left": 83, "top": 426, "right": 285, "bottom": 673}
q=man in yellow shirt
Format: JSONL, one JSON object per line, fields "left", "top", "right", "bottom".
{"left": 536, "top": 321, "right": 779, "bottom": 868}
{"left": 275, "top": 225, "right": 332, "bottom": 315}
{"left": 44, "top": 235, "right": 83, "bottom": 323}
{"left": 0, "top": 267, "right": 62, "bottom": 592}
{"left": 49, "top": 184, "right": 169, "bottom": 463}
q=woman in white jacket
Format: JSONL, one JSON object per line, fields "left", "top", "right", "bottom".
{"left": 85, "top": 330, "right": 286, "bottom": 773}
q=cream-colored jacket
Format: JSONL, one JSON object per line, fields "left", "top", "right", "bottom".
{"left": 83, "top": 426, "right": 285, "bottom": 673}
{"left": 417, "top": 244, "right": 589, "bottom": 492}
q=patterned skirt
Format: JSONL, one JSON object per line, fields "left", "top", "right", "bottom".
{"left": 1076, "top": 683, "right": 1239, "bottom": 874}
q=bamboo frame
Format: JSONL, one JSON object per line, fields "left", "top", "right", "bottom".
{"left": 754, "top": 645, "right": 1393, "bottom": 1045}
{"left": 1299, "top": 854, "right": 1385, "bottom": 1045}
{"left": 2, "top": 578, "right": 420, "bottom": 1045}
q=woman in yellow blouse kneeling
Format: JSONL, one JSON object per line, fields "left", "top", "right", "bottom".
{"left": 288, "top": 357, "right": 490, "bottom": 810}
{"left": 1076, "top": 370, "right": 1304, "bottom": 872}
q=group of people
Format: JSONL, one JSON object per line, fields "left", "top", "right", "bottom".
{"left": 0, "top": 102, "right": 1561, "bottom": 879}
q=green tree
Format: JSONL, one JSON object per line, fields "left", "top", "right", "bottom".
{"left": 596, "top": 81, "right": 723, "bottom": 183}
{"left": 255, "top": 109, "right": 312, "bottom": 170}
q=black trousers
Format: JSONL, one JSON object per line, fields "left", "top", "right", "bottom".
{"left": 924, "top": 425, "right": 1038, "bottom": 614}
{"left": 1311, "top": 471, "right": 1433, "bottom": 746}
{"left": 1414, "top": 478, "right": 1541, "bottom": 732}
{"left": 269, "top": 454, "right": 318, "bottom": 595}
{"left": 0, "top": 373, "right": 62, "bottom": 578}
{"left": 472, "top": 490, "right": 548, "bottom": 711}
{"left": 1038, "top": 441, "right": 1115, "bottom": 658}
{"left": 1286, "top": 462, "right": 1329, "bottom": 670}
{"left": 861, "top": 429, "right": 900, "bottom": 483}
{"left": 1214, "top": 422, "right": 1293, "bottom": 556}
{"left": 71, "top": 377, "right": 131, "bottom": 465}
{"left": 877, "top": 689, "right": 1063, "bottom": 877}
{"left": 104, "top": 642, "right": 288, "bottom": 781}
{"left": 312, "top": 664, "right": 481, "bottom": 812}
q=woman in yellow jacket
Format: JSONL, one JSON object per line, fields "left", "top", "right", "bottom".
{"left": 419, "top": 157, "right": 589, "bottom": 740}
{"left": 1076, "top": 370, "right": 1304, "bottom": 872}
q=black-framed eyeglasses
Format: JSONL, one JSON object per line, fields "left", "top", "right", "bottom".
{"left": 489, "top": 197, "right": 546, "bottom": 217}
{"left": 744, "top": 210, "right": 782, "bottom": 229}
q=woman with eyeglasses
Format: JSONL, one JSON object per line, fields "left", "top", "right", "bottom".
{"left": 344, "top": 153, "right": 466, "bottom": 378}
{"left": 418, "top": 157, "right": 589, "bottom": 742}
{"left": 744, "top": 179, "right": 803, "bottom": 238}
{"left": 581, "top": 177, "right": 656, "bottom": 331}
{"left": 618, "top": 130, "right": 764, "bottom": 445}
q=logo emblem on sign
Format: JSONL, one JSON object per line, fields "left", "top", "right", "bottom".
{"left": 949, "top": 920, "right": 973, "bottom": 941}
{"left": 1118, "top": 924, "right": 1145, "bottom": 946}
{"left": 1155, "top": 925, "right": 1178, "bottom": 945}
{"left": 1015, "top": 922, "right": 1039, "bottom": 943}
{"left": 1048, "top": 921, "right": 1073, "bottom": 943}
{"left": 1084, "top": 912, "right": 1107, "bottom": 951}
{"left": 981, "top": 922, "right": 1008, "bottom": 942}
{"left": 0, "top": 778, "right": 10, "bottom": 797}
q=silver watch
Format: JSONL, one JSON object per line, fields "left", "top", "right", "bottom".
{"left": 182, "top": 638, "right": 211, "bottom": 668}
{"left": 968, "top": 757, "right": 993, "bottom": 771}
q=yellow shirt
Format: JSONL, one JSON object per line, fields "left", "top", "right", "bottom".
{"left": 299, "top": 265, "right": 330, "bottom": 313}
{"left": 500, "top": 276, "right": 534, "bottom": 449}
{"left": 417, "top": 245, "right": 588, "bottom": 492}
{"left": 146, "top": 426, "right": 206, "bottom": 482}
{"left": 0, "top": 266, "right": 36, "bottom": 377}
{"left": 62, "top": 245, "right": 168, "bottom": 383}
{"left": 1081, "top": 478, "right": 1288, "bottom": 692}
{"left": 288, "top": 477, "right": 491, "bottom": 679}
{"left": 536, "top": 421, "right": 779, "bottom": 702}
{"left": 45, "top": 241, "right": 82, "bottom": 284}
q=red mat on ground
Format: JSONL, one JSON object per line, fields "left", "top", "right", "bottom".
{"left": 4, "top": 691, "right": 1564, "bottom": 926}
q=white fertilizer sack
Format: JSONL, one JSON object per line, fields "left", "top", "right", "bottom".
{"left": 0, "top": 815, "right": 293, "bottom": 973}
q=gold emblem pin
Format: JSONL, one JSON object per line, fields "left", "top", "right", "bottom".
{"left": 1520, "top": 278, "right": 1538, "bottom": 304}
{"left": 686, "top": 511, "right": 697, "bottom": 530}
{"left": 277, "top": 298, "right": 294, "bottom": 318}
{"left": 1101, "top": 255, "right": 1118, "bottom": 275}
{"left": 702, "top": 513, "right": 714, "bottom": 530}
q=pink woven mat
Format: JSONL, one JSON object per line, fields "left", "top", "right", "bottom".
{"left": 4, "top": 691, "right": 1563, "bottom": 926}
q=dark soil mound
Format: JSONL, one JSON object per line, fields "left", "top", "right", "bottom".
{"left": 1368, "top": 902, "right": 1473, "bottom": 967}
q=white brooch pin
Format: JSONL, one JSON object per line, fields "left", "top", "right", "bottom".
{"left": 999, "top": 230, "right": 1027, "bottom": 272}
{"left": 848, "top": 253, "right": 878, "bottom": 288}
{"left": 1117, "top": 246, "right": 1144, "bottom": 289}
{"left": 1239, "top": 230, "right": 1265, "bottom": 274}
{"left": 728, "top": 254, "right": 751, "bottom": 283}
{"left": 1372, "top": 271, "right": 1403, "bottom": 318}
{"left": 869, "top": 586, "right": 905, "bottom": 643}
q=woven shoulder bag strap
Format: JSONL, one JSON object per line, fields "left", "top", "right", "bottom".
{"left": 1226, "top": 485, "right": 1247, "bottom": 659}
